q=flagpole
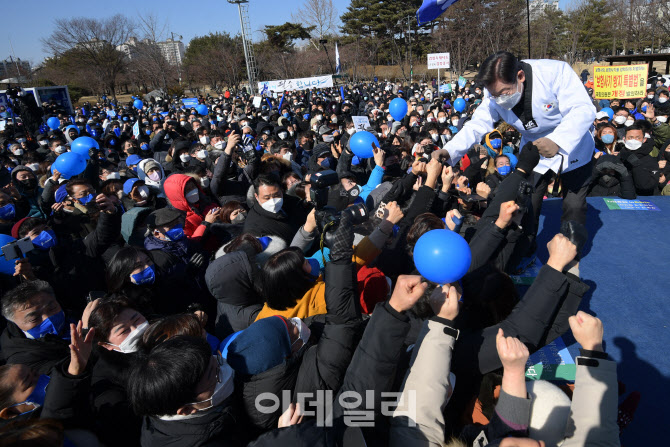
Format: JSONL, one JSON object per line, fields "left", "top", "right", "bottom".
{"left": 526, "top": 0, "right": 531, "bottom": 58}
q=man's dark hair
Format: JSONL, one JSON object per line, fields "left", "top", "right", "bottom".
{"left": 65, "top": 179, "right": 93, "bottom": 198}
{"left": 476, "top": 51, "right": 520, "bottom": 87}
{"left": 257, "top": 247, "right": 315, "bottom": 310}
{"left": 88, "top": 295, "right": 138, "bottom": 344}
{"left": 270, "top": 141, "right": 290, "bottom": 155}
{"left": 253, "top": 174, "right": 281, "bottom": 195}
{"left": 624, "top": 123, "right": 645, "bottom": 136}
{"left": 16, "top": 217, "right": 46, "bottom": 239}
{"left": 1, "top": 280, "right": 55, "bottom": 320}
{"left": 126, "top": 336, "right": 211, "bottom": 416}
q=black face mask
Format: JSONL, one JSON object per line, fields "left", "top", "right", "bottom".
{"left": 665, "top": 150, "right": 670, "bottom": 162}
{"left": 384, "top": 164, "right": 403, "bottom": 178}
{"left": 18, "top": 177, "right": 37, "bottom": 192}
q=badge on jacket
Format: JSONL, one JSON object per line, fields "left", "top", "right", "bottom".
{"left": 542, "top": 101, "right": 557, "bottom": 112}
{"left": 524, "top": 119, "right": 538, "bottom": 130}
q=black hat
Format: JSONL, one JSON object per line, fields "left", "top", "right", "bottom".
{"left": 313, "top": 143, "right": 331, "bottom": 158}
{"left": 146, "top": 208, "right": 185, "bottom": 228}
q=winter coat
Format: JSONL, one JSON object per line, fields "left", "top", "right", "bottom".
{"left": 618, "top": 140, "right": 660, "bottom": 195}
{"left": 210, "top": 149, "right": 256, "bottom": 206}
{"left": 0, "top": 320, "right": 70, "bottom": 375}
{"left": 587, "top": 154, "right": 637, "bottom": 199}
{"left": 237, "top": 259, "right": 364, "bottom": 433}
{"left": 242, "top": 194, "right": 309, "bottom": 245}
{"left": 163, "top": 174, "right": 218, "bottom": 246}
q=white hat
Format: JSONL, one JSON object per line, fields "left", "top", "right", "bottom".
{"left": 595, "top": 111, "right": 609, "bottom": 120}
{"left": 527, "top": 380, "right": 572, "bottom": 447}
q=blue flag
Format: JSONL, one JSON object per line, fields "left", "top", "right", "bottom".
{"left": 416, "top": 0, "right": 461, "bottom": 26}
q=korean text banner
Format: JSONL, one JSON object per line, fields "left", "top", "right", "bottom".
{"left": 593, "top": 64, "right": 648, "bottom": 100}
{"left": 427, "top": 52, "right": 450, "bottom": 69}
{"left": 258, "top": 75, "right": 334, "bottom": 93}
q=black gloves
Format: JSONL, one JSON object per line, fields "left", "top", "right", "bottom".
{"left": 186, "top": 252, "right": 206, "bottom": 273}
{"left": 516, "top": 142, "right": 540, "bottom": 177}
{"left": 560, "top": 220, "right": 588, "bottom": 260}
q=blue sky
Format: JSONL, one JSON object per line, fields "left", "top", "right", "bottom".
{"left": 1, "top": 0, "right": 573, "bottom": 67}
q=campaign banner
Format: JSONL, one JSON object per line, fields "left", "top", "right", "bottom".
{"left": 603, "top": 198, "right": 660, "bottom": 211}
{"left": 525, "top": 336, "right": 576, "bottom": 381}
{"left": 252, "top": 96, "right": 262, "bottom": 109}
{"left": 132, "top": 121, "right": 140, "bottom": 138}
{"left": 458, "top": 76, "right": 467, "bottom": 89}
{"left": 182, "top": 97, "right": 199, "bottom": 107}
{"left": 352, "top": 116, "right": 371, "bottom": 131}
{"left": 427, "top": 52, "right": 450, "bottom": 69}
{"left": 594, "top": 64, "right": 648, "bottom": 100}
{"left": 439, "top": 83, "right": 452, "bottom": 93}
{"left": 258, "top": 75, "right": 334, "bottom": 93}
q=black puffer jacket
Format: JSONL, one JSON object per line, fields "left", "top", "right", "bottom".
{"left": 618, "top": 140, "right": 660, "bottom": 195}
{"left": 0, "top": 320, "right": 70, "bottom": 375}
{"left": 205, "top": 246, "right": 263, "bottom": 338}
{"left": 242, "top": 194, "right": 309, "bottom": 244}
{"left": 236, "top": 259, "right": 364, "bottom": 434}
{"left": 588, "top": 154, "right": 637, "bottom": 199}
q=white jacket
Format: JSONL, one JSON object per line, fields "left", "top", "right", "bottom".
{"left": 445, "top": 59, "right": 597, "bottom": 175}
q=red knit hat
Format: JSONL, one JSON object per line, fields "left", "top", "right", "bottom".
{"left": 11, "top": 217, "right": 30, "bottom": 239}
{"left": 357, "top": 266, "right": 390, "bottom": 315}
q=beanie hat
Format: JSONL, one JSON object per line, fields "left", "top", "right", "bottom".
{"left": 11, "top": 217, "right": 30, "bottom": 239}
{"left": 313, "top": 143, "right": 331, "bottom": 159}
{"left": 143, "top": 159, "right": 161, "bottom": 175}
{"left": 526, "top": 380, "right": 572, "bottom": 447}
{"left": 226, "top": 316, "right": 292, "bottom": 375}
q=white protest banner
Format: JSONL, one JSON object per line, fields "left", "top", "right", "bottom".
{"left": 132, "top": 120, "right": 140, "bottom": 138}
{"left": 258, "top": 75, "right": 334, "bottom": 93}
{"left": 252, "top": 96, "right": 262, "bottom": 108}
{"left": 352, "top": 116, "right": 371, "bottom": 131}
{"left": 427, "top": 53, "right": 450, "bottom": 69}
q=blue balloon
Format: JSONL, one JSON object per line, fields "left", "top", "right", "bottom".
{"left": 71, "top": 136, "right": 99, "bottom": 160}
{"left": 389, "top": 98, "right": 408, "bottom": 121}
{"left": 601, "top": 107, "right": 614, "bottom": 120}
{"left": 0, "top": 234, "right": 17, "bottom": 275}
{"left": 133, "top": 99, "right": 144, "bottom": 110}
{"left": 413, "top": 229, "right": 472, "bottom": 284}
{"left": 349, "top": 131, "right": 379, "bottom": 159}
{"left": 52, "top": 152, "right": 87, "bottom": 180}
{"left": 47, "top": 117, "right": 60, "bottom": 130}
{"left": 196, "top": 104, "right": 209, "bottom": 116}
{"left": 454, "top": 98, "right": 466, "bottom": 113}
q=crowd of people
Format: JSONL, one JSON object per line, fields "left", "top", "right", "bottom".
{"left": 0, "top": 51, "right": 645, "bottom": 446}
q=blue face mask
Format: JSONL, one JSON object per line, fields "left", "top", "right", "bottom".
{"left": 0, "top": 203, "right": 16, "bottom": 220}
{"left": 601, "top": 134, "right": 615, "bottom": 144}
{"left": 165, "top": 224, "right": 185, "bottom": 242}
{"left": 32, "top": 230, "right": 57, "bottom": 250}
{"left": 306, "top": 258, "right": 321, "bottom": 280}
{"left": 78, "top": 193, "right": 95, "bottom": 205}
{"left": 497, "top": 165, "right": 512, "bottom": 176}
{"left": 145, "top": 129, "right": 151, "bottom": 135}
{"left": 283, "top": 112, "right": 289, "bottom": 118}
{"left": 320, "top": 157, "right": 331, "bottom": 168}
{"left": 303, "top": 114, "right": 310, "bottom": 120}
{"left": 490, "top": 138, "right": 502, "bottom": 149}
{"left": 131, "top": 265, "right": 156, "bottom": 285}
{"left": 24, "top": 310, "right": 65, "bottom": 340}
{"left": 113, "top": 128, "right": 121, "bottom": 137}
{"left": 641, "top": 105, "right": 647, "bottom": 112}
{"left": 9, "top": 375, "right": 50, "bottom": 415}
{"left": 140, "top": 144, "right": 149, "bottom": 151}
{"left": 449, "top": 125, "right": 458, "bottom": 135}
{"left": 109, "top": 138, "right": 116, "bottom": 146}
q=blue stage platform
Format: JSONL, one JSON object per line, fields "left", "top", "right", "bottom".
{"left": 535, "top": 196, "right": 670, "bottom": 444}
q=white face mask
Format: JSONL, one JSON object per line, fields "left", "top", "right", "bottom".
{"left": 137, "top": 185, "right": 150, "bottom": 199}
{"left": 13, "top": 148, "right": 24, "bottom": 156}
{"left": 200, "top": 136, "right": 210, "bottom": 145}
{"left": 331, "top": 117, "right": 338, "bottom": 124}
{"left": 657, "top": 116, "right": 668, "bottom": 123}
{"left": 625, "top": 119, "right": 635, "bottom": 127}
{"left": 624, "top": 139, "right": 643, "bottom": 150}
{"left": 55, "top": 146, "right": 66, "bottom": 154}
{"left": 451, "top": 120, "right": 459, "bottom": 126}
{"left": 185, "top": 188, "right": 199, "bottom": 203}
{"left": 494, "top": 82, "right": 522, "bottom": 110}
{"left": 39, "top": 140, "right": 48, "bottom": 146}
{"left": 659, "top": 97, "right": 668, "bottom": 104}
{"left": 283, "top": 152, "right": 293, "bottom": 162}
{"left": 438, "top": 117, "right": 447, "bottom": 123}
{"left": 315, "top": 115, "right": 323, "bottom": 121}
{"left": 200, "top": 177, "right": 210, "bottom": 188}
{"left": 648, "top": 94, "right": 655, "bottom": 99}
{"left": 278, "top": 132, "right": 288, "bottom": 140}
{"left": 417, "top": 110, "right": 425, "bottom": 116}
{"left": 106, "top": 171, "right": 121, "bottom": 180}
{"left": 107, "top": 321, "right": 149, "bottom": 354}
{"left": 322, "top": 135, "right": 334, "bottom": 143}
{"left": 347, "top": 128, "right": 356, "bottom": 135}
{"left": 196, "top": 150, "right": 208, "bottom": 160}
{"left": 214, "top": 141, "right": 224, "bottom": 150}
{"left": 614, "top": 115, "right": 627, "bottom": 125}
{"left": 260, "top": 197, "right": 283, "bottom": 213}
{"left": 180, "top": 153, "right": 191, "bottom": 163}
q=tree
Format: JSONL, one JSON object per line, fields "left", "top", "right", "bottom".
{"left": 183, "top": 33, "right": 245, "bottom": 91}
{"left": 263, "top": 23, "right": 315, "bottom": 50}
{"left": 291, "top": 0, "right": 338, "bottom": 47}
{"left": 41, "top": 14, "right": 134, "bottom": 98}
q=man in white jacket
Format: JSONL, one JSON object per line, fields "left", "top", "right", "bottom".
{"left": 443, "top": 52, "right": 596, "bottom": 227}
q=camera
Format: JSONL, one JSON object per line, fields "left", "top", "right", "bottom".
{"left": 315, "top": 202, "right": 369, "bottom": 245}
{"left": 308, "top": 169, "right": 339, "bottom": 210}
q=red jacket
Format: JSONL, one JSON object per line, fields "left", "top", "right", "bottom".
{"left": 163, "top": 174, "right": 217, "bottom": 241}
